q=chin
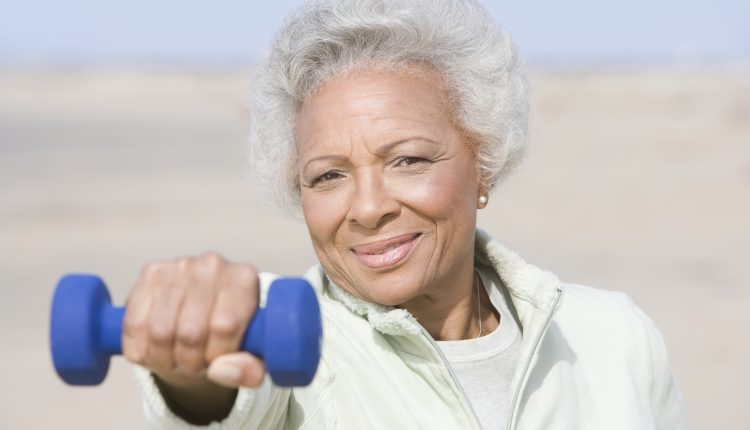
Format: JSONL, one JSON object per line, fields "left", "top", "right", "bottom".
{"left": 358, "top": 273, "right": 422, "bottom": 307}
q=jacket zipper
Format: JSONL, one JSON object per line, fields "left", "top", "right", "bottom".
{"left": 506, "top": 286, "right": 564, "bottom": 430}
{"left": 409, "top": 318, "right": 484, "bottom": 429}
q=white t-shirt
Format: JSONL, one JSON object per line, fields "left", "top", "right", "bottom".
{"left": 437, "top": 267, "right": 522, "bottom": 429}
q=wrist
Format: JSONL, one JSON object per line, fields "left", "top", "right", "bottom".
{"left": 153, "top": 371, "right": 238, "bottom": 425}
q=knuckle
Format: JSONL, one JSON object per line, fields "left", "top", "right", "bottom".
{"left": 149, "top": 321, "right": 175, "bottom": 345}
{"left": 234, "top": 264, "right": 258, "bottom": 286}
{"left": 141, "top": 261, "right": 165, "bottom": 280}
{"left": 210, "top": 314, "right": 243, "bottom": 338}
{"left": 176, "top": 323, "right": 207, "bottom": 347}
{"left": 123, "top": 316, "right": 146, "bottom": 338}
{"left": 201, "top": 252, "right": 225, "bottom": 268}
{"left": 175, "top": 256, "right": 192, "bottom": 273}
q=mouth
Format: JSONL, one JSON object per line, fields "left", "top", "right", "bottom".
{"left": 350, "top": 233, "right": 422, "bottom": 269}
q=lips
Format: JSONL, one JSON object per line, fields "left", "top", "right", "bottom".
{"left": 350, "top": 233, "right": 421, "bottom": 269}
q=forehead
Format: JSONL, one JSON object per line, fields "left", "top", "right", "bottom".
{"left": 304, "top": 64, "right": 452, "bottom": 113}
{"left": 294, "top": 68, "right": 457, "bottom": 155}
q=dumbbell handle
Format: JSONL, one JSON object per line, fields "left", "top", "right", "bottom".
{"left": 90, "top": 305, "right": 269, "bottom": 358}
{"left": 99, "top": 306, "right": 125, "bottom": 355}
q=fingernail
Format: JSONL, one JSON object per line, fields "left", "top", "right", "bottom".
{"left": 208, "top": 362, "right": 241, "bottom": 385}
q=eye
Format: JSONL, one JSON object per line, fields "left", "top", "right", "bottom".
{"left": 312, "top": 170, "right": 344, "bottom": 185}
{"left": 395, "top": 156, "right": 426, "bottom": 167}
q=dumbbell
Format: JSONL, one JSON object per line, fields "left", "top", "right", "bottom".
{"left": 50, "top": 274, "right": 322, "bottom": 387}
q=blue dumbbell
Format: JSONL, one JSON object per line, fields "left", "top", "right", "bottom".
{"left": 50, "top": 274, "right": 322, "bottom": 387}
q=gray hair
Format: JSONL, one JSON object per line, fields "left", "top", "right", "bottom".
{"left": 248, "top": 0, "right": 530, "bottom": 216}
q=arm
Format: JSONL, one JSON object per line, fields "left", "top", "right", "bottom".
{"left": 123, "top": 254, "right": 291, "bottom": 428}
{"left": 635, "top": 307, "right": 692, "bottom": 430}
{"left": 135, "top": 366, "right": 290, "bottom": 429}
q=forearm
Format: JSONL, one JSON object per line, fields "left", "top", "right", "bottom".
{"left": 134, "top": 365, "right": 292, "bottom": 429}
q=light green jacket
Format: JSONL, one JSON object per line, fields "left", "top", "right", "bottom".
{"left": 136, "top": 230, "right": 690, "bottom": 429}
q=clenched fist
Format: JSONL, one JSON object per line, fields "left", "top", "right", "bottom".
{"left": 123, "top": 252, "right": 266, "bottom": 392}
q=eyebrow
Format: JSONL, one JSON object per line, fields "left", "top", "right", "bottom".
{"left": 302, "top": 153, "right": 349, "bottom": 171}
{"left": 301, "top": 137, "right": 440, "bottom": 170}
{"left": 375, "top": 137, "right": 440, "bottom": 156}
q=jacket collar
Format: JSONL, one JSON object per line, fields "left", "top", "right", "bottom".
{"left": 474, "top": 229, "right": 563, "bottom": 326}
{"left": 316, "top": 228, "right": 563, "bottom": 336}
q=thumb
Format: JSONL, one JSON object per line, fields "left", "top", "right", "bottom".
{"left": 207, "top": 352, "right": 266, "bottom": 388}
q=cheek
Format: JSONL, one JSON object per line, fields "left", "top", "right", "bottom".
{"left": 301, "top": 190, "right": 347, "bottom": 248}
{"left": 394, "top": 166, "right": 477, "bottom": 219}
{"left": 301, "top": 194, "right": 328, "bottom": 241}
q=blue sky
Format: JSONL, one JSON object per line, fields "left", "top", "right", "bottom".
{"left": 1, "top": 0, "right": 748, "bottom": 67}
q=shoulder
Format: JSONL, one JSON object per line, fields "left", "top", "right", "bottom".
{"left": 545, "top": 284, "right": 669, "bottom": 388}
{"left": 560, "top": 282, "right": 634, "bottom": 307}
{"left": 557, "top": 283, "right": 651, "bottom": 330}
{"left": 554, "top": 284, "right": 659, "bottom": 347}
{"left": 546, "top": 284, "right": 690, "bottom": 427}
{"left": 536, "top": 285, "right": 656, "bottom": 386}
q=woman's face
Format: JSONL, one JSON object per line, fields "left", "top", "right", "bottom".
{"left": 296, "top": 69, "right": 484, "bottom": 306}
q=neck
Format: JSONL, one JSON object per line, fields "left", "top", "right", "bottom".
{"left": 403, "top": 266, "right": 480, "bottom": 341}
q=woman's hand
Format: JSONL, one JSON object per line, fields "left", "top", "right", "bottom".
{"left": 122, "top": 253, "right": 265, "bottom": 423}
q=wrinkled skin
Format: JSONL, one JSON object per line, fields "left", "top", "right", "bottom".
{"left": 296, "top": 68, "right": 491, "bottom": 339}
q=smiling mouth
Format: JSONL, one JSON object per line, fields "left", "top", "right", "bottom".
{"left": 350, "top": 233, "right": 422, "bottom": 269}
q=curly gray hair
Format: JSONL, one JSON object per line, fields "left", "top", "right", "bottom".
{"left": 248, "top": 0, "right": 530, "bottom": 216}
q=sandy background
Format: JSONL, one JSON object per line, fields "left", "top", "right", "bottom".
{"left": 1, "top": 69, "right": 748, "bottom": 429}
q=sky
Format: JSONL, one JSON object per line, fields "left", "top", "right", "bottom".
{"left": 1, "top": 0, "right": 748, "bottom": 67}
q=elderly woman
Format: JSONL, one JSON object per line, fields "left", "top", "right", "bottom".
{"left": 124, "top": 0, "right": 689, "bottom": 428}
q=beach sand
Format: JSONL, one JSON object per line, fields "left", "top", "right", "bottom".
{"left": 1, "top": 69, "right": 748, "bottom": 428}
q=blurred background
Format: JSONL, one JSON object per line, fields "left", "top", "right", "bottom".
{"left": 1, "top": 0, "right": 748, "bottom": 428}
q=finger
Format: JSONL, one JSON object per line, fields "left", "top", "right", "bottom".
{"left": 123, "top": 261, "right": 162, "bottom": 364}
{"left": 207, "top": 352, "right": 266, "bottom": 388}
{"left": 173, "top": 266, "right": 218, "bottom": 376}
{"left": 205, "top": 264, "right": 258, "bottom": 363}
{"left": 145, "top": 265, "right": 185, "bottom": 374}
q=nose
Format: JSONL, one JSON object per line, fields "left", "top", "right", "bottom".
{"left": 346, "top": 169, "right": 400, "bottom": 229}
